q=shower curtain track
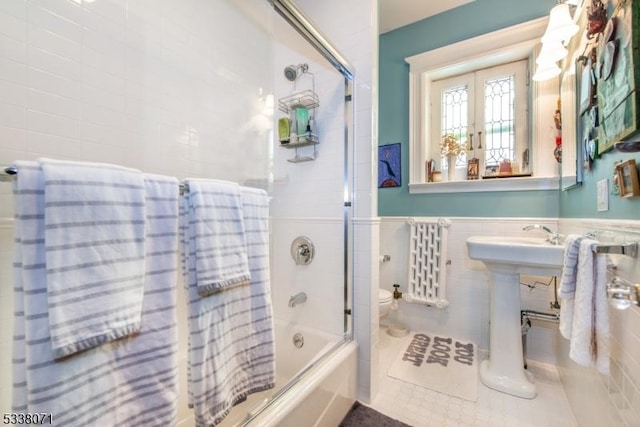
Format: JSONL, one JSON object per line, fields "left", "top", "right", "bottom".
{"left": 268, "top": 0, "right": 354, "bottom": 80}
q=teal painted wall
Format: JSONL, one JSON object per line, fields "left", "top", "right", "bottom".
{"left": 378, "top": 0, "right": 558, "bottom": 217}
{"left": 560, "top": 152, "right": 640, "bottom": 219}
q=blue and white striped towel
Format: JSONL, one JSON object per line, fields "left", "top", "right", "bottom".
{"left": 569, "top": 238, "right": 610, "bottom": 375}
{"left": 558, "top": 234, "right": 583, "bottom": 339}
{"left": 180, "top": 184, "right": 274, "bottom": 426}
{"left": 240, "top": 186, "right": 276, "bottom": 396}
{"left": 183, "top": 179, "right": 251, "bottom": 296}
{"left": 40, "top": 158, "right": 147, "bottom": 359}
{"left": 12, "top": 162, "right": 180, "bottom": 426}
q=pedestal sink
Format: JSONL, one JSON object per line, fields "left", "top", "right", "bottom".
{"left": 466, "top": 235, "right": 564, "bottom": 399}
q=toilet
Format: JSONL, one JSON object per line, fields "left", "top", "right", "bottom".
{"left": 378, "top": 288, "right": 393, "bottom": 318}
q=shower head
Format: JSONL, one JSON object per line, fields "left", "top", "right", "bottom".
{"left": 284, "top": 65, "right": 298, "bottom": 81}
{"left": 284, "top": 63, "right": 309, "bottom": 81}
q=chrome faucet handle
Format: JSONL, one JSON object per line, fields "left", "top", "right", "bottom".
{"left": 291, "top": 236, "right": 314, "bottom": 265}
{"left": 523, "top": 224, "right": 561, "bottom": 245}
{"left": 547, "top": 232, "right": 561, "bottom": 245}
{"left": 297, "top": 245, "right": 310, "bottom": 258}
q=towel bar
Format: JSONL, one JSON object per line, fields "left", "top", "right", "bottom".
{"left": 2, "top": 165, "right": 191, "bottom": 194}
{"left": 1, "top": 165, "right": 16, "bottom": 182}
{"left": 593, "top": 242, "right": 638, "bottom": 258}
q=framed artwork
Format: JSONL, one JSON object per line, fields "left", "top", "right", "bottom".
{"left": 595, "top": 0, "right": 639, "bottom": 154}
{"left": 615, "top": 159, "right": 640, "bottom": 198}
{"left": 378, "top": 143, "right": 401, "bottom": 188}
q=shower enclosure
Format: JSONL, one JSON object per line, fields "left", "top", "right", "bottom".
{"left": 179, "top": 1, "right": 358, "bottom": 423}
{"left": 224, "top": 0, "right": 356, "bottom": 423}
{"left": 0, "top": 0, "right": 356, "bottom": 425}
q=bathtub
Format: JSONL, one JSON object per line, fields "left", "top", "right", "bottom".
{"left": 213, "top": 320, "right": 357, "bottom": 427}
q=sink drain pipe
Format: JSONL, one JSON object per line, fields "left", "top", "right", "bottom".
{"left": 520, "top": 310, "right": 559, "bottom": 369}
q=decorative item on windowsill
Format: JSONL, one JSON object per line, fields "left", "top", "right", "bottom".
{"left": 498, "top": 159, "right": 513, "bottom": 176}
{"left": 467, "top": 158, "right": 479, "bottom": 180}
{"left": 440, "top": 133, "right": 464, "bottom": 182}
{"left": 425, "top": 158, "right": 435, "bottom": 182}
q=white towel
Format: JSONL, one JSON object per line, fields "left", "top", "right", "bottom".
{"left": 240, "top": 186, "right": 276, "bottom": 394}
{"left": 12, "top": 162, "right": 180, "bottom": 426}
{"left": 558, "top": 234, "right": 583, "bottom": 339}
{"left": 181, "top": 184, "right": 274, "bottom": 427}
{"left": 568, "top": 238, "right": 610, "bottom": 375}
{"left": 40, "top": 158, "right": 147, "bottom": 359}
{"left": 184, "top": 179, "right": 251, "bottom": 296}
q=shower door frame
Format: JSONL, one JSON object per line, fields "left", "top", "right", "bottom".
{"left": 269, "top": 0, "right": 355, "bottom": 337}
{"left": 237, "top": 1, "right": 355, "bottom": 425}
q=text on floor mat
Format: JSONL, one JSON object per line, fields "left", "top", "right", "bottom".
{"left": 402, "top": 334, "right": 474, "bottom": 368}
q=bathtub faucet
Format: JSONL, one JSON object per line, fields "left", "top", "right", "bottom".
{"left": 522, "top": 224, "right": 560, "bottom": 245}
{"left": 288, "top": 292, "right": 307, "bottom": 307}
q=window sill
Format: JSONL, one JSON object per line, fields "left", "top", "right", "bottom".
{"left": 408, "top": 176, "right": 559, "bottom": 194}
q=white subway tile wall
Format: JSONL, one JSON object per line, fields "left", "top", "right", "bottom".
{"left": 558, "top": 219, "right": 640, "bottom": 427}
{"left": 379, "top": 217, "right": 561, "bottom": 363}
{"left": 379, "top": 216, "right": 640, "bottom": 426}
{"left": 4, "top": 1, "right": 638, "bottom": 425}
{"left": 0, "top": 0, "right": 276, "bottom": 419}
{"left": 0, "top": 0, "right": 378, "bottom": 422}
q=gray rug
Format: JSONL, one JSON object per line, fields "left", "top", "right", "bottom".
{"left": 339, "top": 402, "right": 411, "bottom": 427}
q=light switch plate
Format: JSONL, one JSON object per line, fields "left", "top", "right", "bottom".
{"left": 597, "top": 179, "right": 609, "bottom": 211}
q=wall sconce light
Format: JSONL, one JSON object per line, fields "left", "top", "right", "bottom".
{"left": 537, "top": 38, "right": 569, "bottom": 64}
{"left": 542, "top": 2, "right": 579, "bottom": 43}
{"left": 532, "top": 61, "right": 561, "bottom": 82}
{"left": 533, "top": 1, "right": 579, "bottom": 82}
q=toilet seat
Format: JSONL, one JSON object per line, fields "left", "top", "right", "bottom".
{"left": 379, "top": 288, "right": 393, "bottom": 303}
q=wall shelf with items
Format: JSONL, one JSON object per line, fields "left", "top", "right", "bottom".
{"left": 280, "top": 133, "right": 319, "bottom": 163}
{"left": 278, "top": 90, "right": 319, "bottom": 113}
{"left": 278, "top": 85, "right": 320, "bottom": 163}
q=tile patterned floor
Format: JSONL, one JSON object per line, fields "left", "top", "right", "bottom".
{"left": 370, "top": 328, "right": 578, "bottom": 427}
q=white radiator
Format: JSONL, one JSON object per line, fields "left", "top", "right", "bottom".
{"left": 405, "top": 217, "right": 451, "bottom": 308}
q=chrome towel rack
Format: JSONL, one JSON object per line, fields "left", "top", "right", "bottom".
{"left": 1, "top": 166, "right": 16, "bottom": 182}
{"left": 2, "top": 165, "right": 190, "bottom": 194}
{"left": 593, "top": 242, "right": 638, "bottom": 258}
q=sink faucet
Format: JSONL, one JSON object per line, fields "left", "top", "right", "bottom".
{"left": 523, "top": 224, "right": 560, "bottom": 245}
{"left": 288, "top": 292, "right": 307, "bottom": 307}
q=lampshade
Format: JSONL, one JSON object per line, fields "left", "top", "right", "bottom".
{"left": 536, "top": 39, "right": 568, "bottom": 64}
{"left": 532, "top": 61, "right": 561, "bottom": 82}
{"left": 541, "top": 3, "right": 579, "bottom": 43}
